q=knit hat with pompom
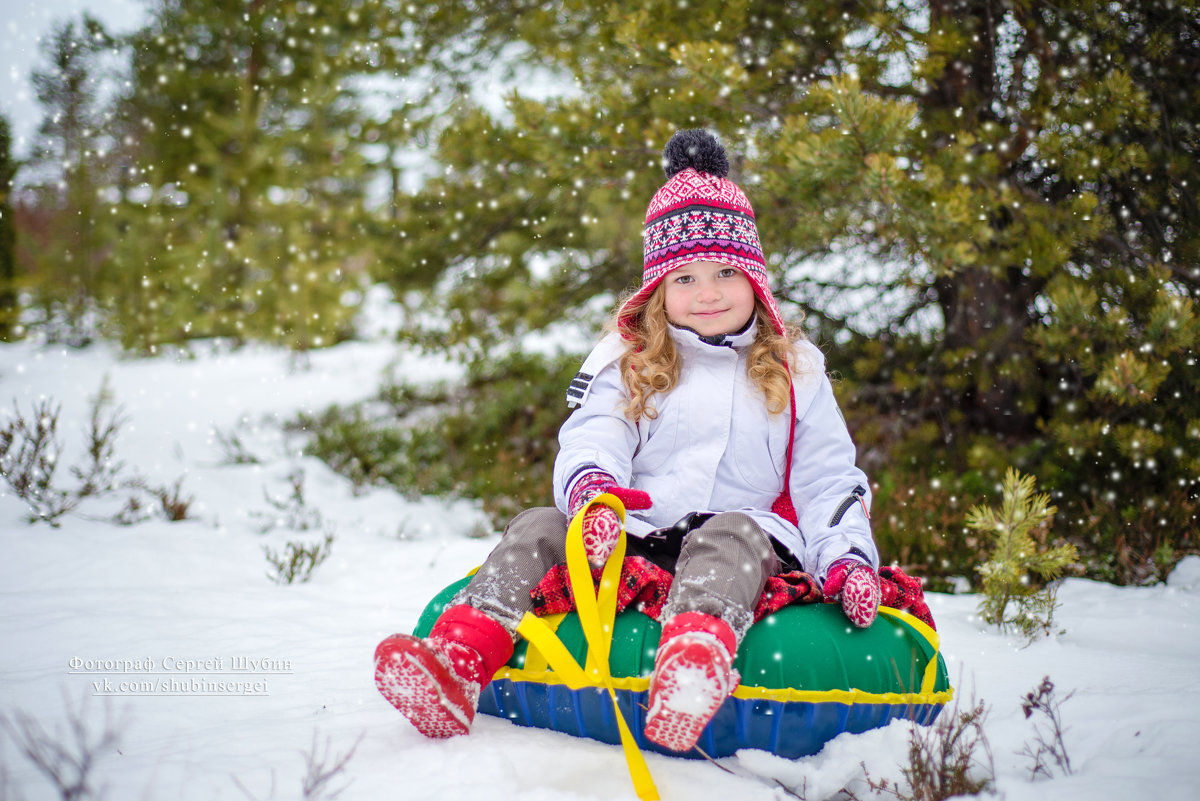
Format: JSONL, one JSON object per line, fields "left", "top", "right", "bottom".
{"left": 618, "top": 129, "right": 785, "bottom": 337}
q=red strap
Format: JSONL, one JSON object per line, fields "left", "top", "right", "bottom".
{"left": 770, "top": 380, "right": 798, "bottom": 526}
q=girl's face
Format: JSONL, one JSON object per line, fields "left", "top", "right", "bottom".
{"left": 663, "top": 260, "right": 756, "bottom": 337}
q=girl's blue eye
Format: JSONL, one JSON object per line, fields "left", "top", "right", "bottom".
{"left": 675, "top": 274, "right": 694, "bottom": 284}
{"left": 719, "top": 268, "right": 737, "bottom": 278}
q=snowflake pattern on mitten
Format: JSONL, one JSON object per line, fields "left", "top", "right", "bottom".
{"left": 580, "top": 504, "right": 623, "bottom": 567}
{"left": 567, "top": 471, "right": 651, "bottom": 566}
{"left": 824, "top": 559, "right": 881, "bottom": 628}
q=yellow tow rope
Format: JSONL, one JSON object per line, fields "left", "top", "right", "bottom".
{"left": 515, "top": 494, "right": 660, "bottom": 801}
{"left": 877, "top": 606, "right": 942, "bottom": 695}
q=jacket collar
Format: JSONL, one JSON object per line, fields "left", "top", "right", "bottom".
{"left": 669, "top": 314, "right": 759, "bottom": 352}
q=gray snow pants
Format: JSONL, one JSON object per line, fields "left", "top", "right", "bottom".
{"left": 451, "top": 506, "right": 781, "bottom": 644}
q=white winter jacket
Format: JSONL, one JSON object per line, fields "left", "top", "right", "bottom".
{"left": 552, "top": 319, "right": 878, "bottom": 581}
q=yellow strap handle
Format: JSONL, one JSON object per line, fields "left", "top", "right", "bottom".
{"left": 517, "top": 613, "right": 564, "bottom": 675}
{"left": 516, "top": 494, "right": 660, "bottom": 801}
{"left": 877, "top": 606, "right": 942, "bottom": 695}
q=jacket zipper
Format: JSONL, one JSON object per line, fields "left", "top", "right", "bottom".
{"left": 828, "top": 485, "right": 867, "bottom": 527}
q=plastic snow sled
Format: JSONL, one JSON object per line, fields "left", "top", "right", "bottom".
{"left": 414, "top": 575, "right": 952, "bottom": 760}
{"left": 411, "top": 496, "right": 952, "bottom": 771}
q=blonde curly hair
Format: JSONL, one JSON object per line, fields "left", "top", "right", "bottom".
{"left": 612, "top": 283, "right": 804, "bottom": 421}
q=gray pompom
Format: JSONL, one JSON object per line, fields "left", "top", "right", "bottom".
{"left": 662, "top": 129, "right": 729, "bottom": 179}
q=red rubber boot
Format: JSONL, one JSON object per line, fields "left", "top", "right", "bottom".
{"left": 374, "top": 605, "right": 514, "bottom": 738}
{"left": 644, "top": 612, "right": 740, "bottom": 752}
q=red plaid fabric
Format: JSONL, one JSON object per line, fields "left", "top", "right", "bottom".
{"left": 531, "top": 556, "right": 672, "bottom": 619}
{"left": 530, "top": 558, "right": 937, "bottom": 630}
{"left": 878, "top": 566, "right": 935, "bottom": 628}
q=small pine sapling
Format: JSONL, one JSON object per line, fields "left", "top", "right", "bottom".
{"left": 968, "top": 468, "right": 1078, "bottom": 640}
{"left": 0, "top": 380, "right": 194, "bottom": 527}
{"left": 213, "top": 425, "right": 261, "bottom": 465}
{"left": 72, "top": 376, "right": 127, "bottom": 498}
{"left": 0, "top": 399, "right": 76, "bottom": 524}
{"left": 264, "top": 532, "right": 335, "bottom": 585}
{"left": 253, "top": 469, "right": 325, "bottom": 534}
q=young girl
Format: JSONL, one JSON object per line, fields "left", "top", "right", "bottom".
{"left": 374, "top": 129, "right": 882, "bottom": 752}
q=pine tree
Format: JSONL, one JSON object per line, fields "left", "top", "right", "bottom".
{"left": 20, "top": 16, "right": 118, "bottom": 345}
{"left": 378, "top": 2, "right": 887, "bottom": 352}
{"left": 368, "top": 0, "right": 1199, "bottom": 576}
{"left": 821, "top": 1, "right": 1200, "bottom": 583}
{"left": 0, "top": 114, "right": 17, "bottom": 340}
{"left": 969, "top": 469, "right": 1077, "bottom": 640}
{"left": 106, "top": 0, "right": 403, "bottom": 351}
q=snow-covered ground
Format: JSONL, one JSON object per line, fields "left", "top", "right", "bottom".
{"left": 2, "top": 296, "right": 1199, "bottom": 801}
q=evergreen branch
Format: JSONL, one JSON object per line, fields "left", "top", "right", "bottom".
{"left": 969, "top": 468, "right": 1074, "bottom": 641}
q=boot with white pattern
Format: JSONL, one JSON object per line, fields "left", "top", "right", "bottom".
{"left": 374, "top": 604, "right": 513, "bottom": 738}
{"left": 644, "top": 612, "right": 739, "bottom": 752}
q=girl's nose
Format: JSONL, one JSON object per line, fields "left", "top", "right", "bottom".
{"left": 696, "top": 281, "right": 721, "bottom": 302}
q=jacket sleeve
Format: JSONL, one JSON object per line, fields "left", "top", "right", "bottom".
{"left": 788, "top": 346, "right": 879, "bottom": 581}
{"left": 552, "top": 354, "right": 640, "bottom": 515}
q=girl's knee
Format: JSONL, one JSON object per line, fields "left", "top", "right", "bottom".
{"left": 503, "top": 506, "right": 570, "bottom": 552}
{"left": 706, "top": 512, "right": 772, "bottom": 552}
{"left": 677, "top": 512, "right": 769, "bottom": 561}
{"left": 506, "top": 506, "right": 566, "bottom": 535}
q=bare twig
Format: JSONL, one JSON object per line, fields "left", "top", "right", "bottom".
{"left": 693, "top": 742, "right": 811, "bottom": 799}
{"left": 1019, "top": 676, "right": 1074, "bottom": 779}
{"left": 300, "top": 731, "right": 362, "bottom": 801}
{"left": 230, "top": 730, "right": 361, "bottom": 801}
{"left": 0, "top": 694, "right": 126, "bottom": 801}
{"left": 231, "top": 769, "right": 277, "bottom": 801}
{"left": 865, "top": 691, "right": 995, "bottom": 801}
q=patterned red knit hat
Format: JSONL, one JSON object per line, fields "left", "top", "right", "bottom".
{"left": 618, "top": 129, "right": 786, "bottom": 337}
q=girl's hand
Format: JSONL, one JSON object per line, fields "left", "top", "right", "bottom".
{"left": 823, "top": 559, "right": 881, "bottom": 628}
{"left": 568, "top": 472, "right": 652, "bottom": 567}
{"left": 568, "top": 472, "right": 653, "bottom": 514}
{"left": 580, "top": 504, "right": 624, "bottom": 567}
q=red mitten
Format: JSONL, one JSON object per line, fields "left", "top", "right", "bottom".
{"left": 604, "top": 484, "right": 653, "bottom": 511}
{"left": 568, "top": 472, "right": 652, "bottom": 566}
{"left": 824, "top": 559, "right": 881, "bottom": 628}
{"left": 580, "top": 504, "right": 623, "bottom": 567}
